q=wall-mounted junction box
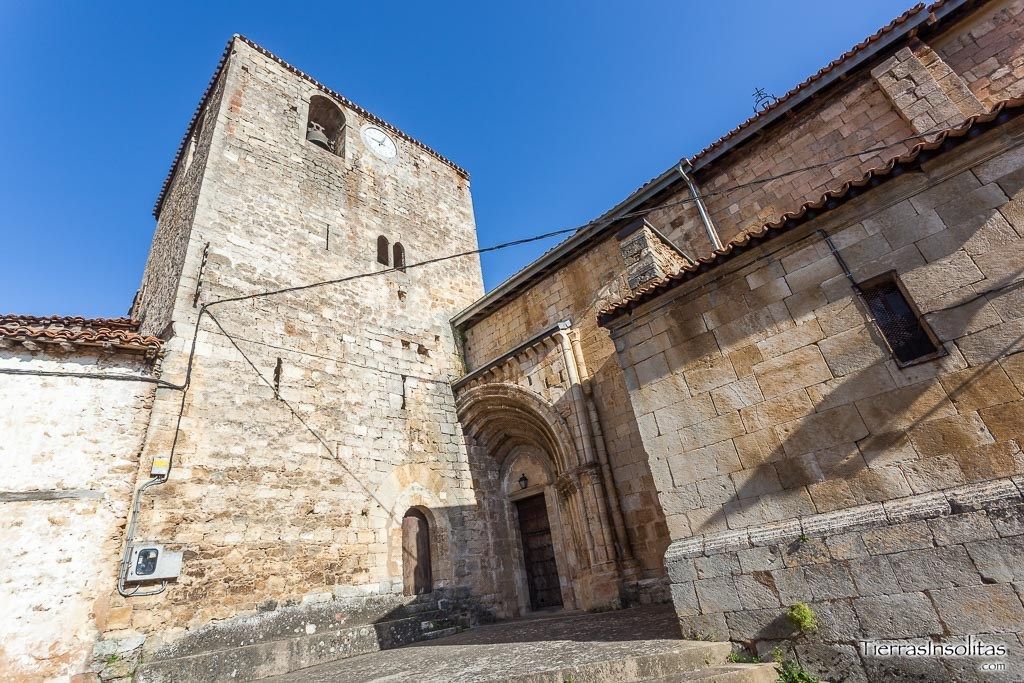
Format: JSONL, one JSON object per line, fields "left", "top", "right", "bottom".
{"left": 125, "top": 544, "right": 183, "bottom": 583}
{"left": 151, "top": 455, "right": 170, "bottom": 477}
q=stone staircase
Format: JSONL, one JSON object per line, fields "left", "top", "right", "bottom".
{"left": 134, "top": 592, "right": 467, "bottom": 682}
{"left": 258, "top": 606, "right": 781, "bottom": 683}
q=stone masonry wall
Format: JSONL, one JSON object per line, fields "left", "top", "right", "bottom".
{"left": 936, "top": 0, "right": 1024, "bottom": 105}
{"left": 0, "top": 350, "right": 156, "bottom": 681}
{"left": 132, "top": 69, "right": 226, "bottom": 338}
{"left": 99, "top": 37, "right": 486, "bottom": 677}
{"left": 460, "top": 237, "right": 672, "bottom": 583}
{"left": 654, "top": 76, "right": 917, "bottom": 260}
{"left": 652, "top": 1, "right": 1024, "bottom": 267}
{"left": 604, "top": 115, "right": 1024, "bottom": 680}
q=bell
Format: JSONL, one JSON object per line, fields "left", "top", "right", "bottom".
{"left": 306, "top": 122, "right": 332, "bottom": 151}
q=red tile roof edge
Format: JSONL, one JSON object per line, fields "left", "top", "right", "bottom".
{"left": 454, "top": 1, "right": 964, "bottom": 329}
{"left": 688, "top": 2, "right": 929, "bottom": 165}
{"left": 597, "top": 96, "right": 1024, "bottom": 326}
{"left": 152, "top": 34, "right": 468, "bottom": 219}
{"left": 0, "top": 314, "right": 139, "bottom": 330}
{"left": 0, "top": 316, "right": 162, "bottom": 357}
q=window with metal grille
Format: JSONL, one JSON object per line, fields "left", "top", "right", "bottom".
{"left": 858, "top": 272, "right": 940, "bottom": 365}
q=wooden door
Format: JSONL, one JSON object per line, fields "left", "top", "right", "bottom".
{"left": 515, "top": 494, "right": 562, "bottom": 610}
{"left": 402, "top": 509, "right": 432, "bottom": 595}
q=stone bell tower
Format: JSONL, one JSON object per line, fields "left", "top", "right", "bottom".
{"left": 114, "top": 35, "right": 487, "bottom": 675}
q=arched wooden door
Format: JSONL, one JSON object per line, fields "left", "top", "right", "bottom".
{"left": 402, "top": 509, "right": 433, "bottom": 595}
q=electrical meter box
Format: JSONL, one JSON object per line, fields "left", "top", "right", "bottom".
{"left": 126, "top": 544, "right": 183, "bottom": 583}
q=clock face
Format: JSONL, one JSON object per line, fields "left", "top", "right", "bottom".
{"left": 361, "top": 125, "right": 397, "bottom": 160}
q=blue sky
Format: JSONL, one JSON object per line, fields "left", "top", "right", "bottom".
{"left": 0, "top": 0, "right": 917, "bottom": 318}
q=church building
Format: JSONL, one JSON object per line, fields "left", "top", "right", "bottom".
{"left": 3, "top": 1, "right": 1024, "bottom": 681}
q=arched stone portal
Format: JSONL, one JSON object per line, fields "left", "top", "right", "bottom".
{"left": 457, "top": 382, "right": 624, "bottom": 617}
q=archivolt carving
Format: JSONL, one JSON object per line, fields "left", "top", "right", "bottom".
{"left": 456, "top": 382, "right": 580, "bottom": 474}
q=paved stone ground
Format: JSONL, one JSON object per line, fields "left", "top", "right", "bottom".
{"left": 260, "top": 605, "right": 739, "bottom": 683}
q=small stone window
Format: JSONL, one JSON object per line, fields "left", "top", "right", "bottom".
{"left": 393, "top": 242, "right": 406, "bottom": 272}
{"left": 305, "top": 94, "right": 346, "bottom": 156}
{"left": 377, "top": 235, "right": 390, "bottom": 266}
{"left": 858, "top": 271, "right": 941, "bottom": 365}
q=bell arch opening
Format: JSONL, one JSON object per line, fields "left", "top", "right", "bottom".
{"left": 305, "top": 94, "right": 346, "bottom": 156}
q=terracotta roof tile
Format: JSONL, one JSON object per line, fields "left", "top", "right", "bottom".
{"left": 0, "top": 315, "right": 162, "bottom": 357}
{"left": 597, "top": 97, "right": 1024, "bottom": 326}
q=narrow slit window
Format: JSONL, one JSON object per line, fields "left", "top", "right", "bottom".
{"left": 377, "top": 235, "right": 390, "bottom": 266}
{"left": 858, "top": 272, "right": 940, "bottom": 365}
{"left": 393, "top": 242, "right": 406, "bottom": 272}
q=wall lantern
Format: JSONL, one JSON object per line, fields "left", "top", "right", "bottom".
{"left": 518, "top": 474, "right": 529, "bottom": 490}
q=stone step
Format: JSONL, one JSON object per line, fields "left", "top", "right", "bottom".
{"left": 641, "top": 662, "right": 780, "bottom": 682}
{"left": 501, "top": 641, "right": 734, "bottom": 683}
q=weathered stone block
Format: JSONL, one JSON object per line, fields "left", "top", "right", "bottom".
{"left": 964, "top": 536, "right": 1024, "bottom": 583}
{"left": 805, "top": 562, "right": 858, "bottom": 600}
{"left": 938, "top": 364, "right": 1022, "bottom": 412}
{"left": 889, "top": 546, "right": 982, "bottom": 591}
{"left": 806, "top": 363, "right": 895, "bottom": 412}
{"left": 906, "top": 412, "right": 994, "bottom": 456}
{"left": 739, "top": 390, "right": 814, "bottom": 432}
{"left": 677, "top": 412, "right": 745, "bottom": 451}
{"left": 724, "top": 607, "right": 797, "bottom": 640}
{"left": 958, "top": 318, "right": 1024, "bottom": 365}
{"left": 979, "top": 401, "right": 1024, "bottom": 442}
{"left": 694, "top": 576, "right": 742, "bottom": 613}
{"left": 817, "top": 325, "right": 890, "bottom": 377}
{"left": 755, "top": 321, "right": 825, "bottom": 360}
{"left": 732, "top": 428, "right": 785, "bottom": 469}
{"left": 683, "top": 355, "right": 738, "bottom": 394}
{"left": 710, "top": 376, "right": 764, "bottom": 413}
{"left": 730, "top": 465, "right": 783, "bottom": 500}
{"left": 953, "top": 442, "right": 1022, "bottom": 482}
{"left": 734, "top": 572, "right": 782, "bottom": 610}
{"left": 900, "top": 454, "right": 967, "bottom": 493}
{"left": 855, "top": 382, "right": 957, "bottom": 433}
{"left": 928, "top": 510, "right": 999, "bottom": 546}
{"left": 862, "top": 521, "right": 934, "bottom": 555}
{"left": 780, "top": 538, "right": 830, "bottom": 567}
{"left": 989, "top": 504, "right": 1024, "bottom": 537}
{"left": 825, "top": 532, "right": 869, "bottom": 560}
{"left": 677, "top": 612, "right": 729, "bottom": 641}
{"left": 752, "top": 346, "right": 833, "bottom": 399}
{"left": 666, "top": 557, "right": 698, "bottom": 584}
{"left": 794, "top": 642, "right": 868, "bottom": 683}
{"left": 695, "top": 553, "right": 741, "bottom": 580}
{"left": 848, "top": 556, "right": 902, "bottom": 596}
{"left": 853, "top": 592, "right": 943, "bottom": 638}
{"left": 775, "top": 403, "right": 869, "bottom": 457}
{"left": 737, "top": 546, "right": 784, "bottom": 573}
{"left": 930, "top": 584, "right": 1024, "bottom": 635}
{"left": 654, "top": 394, "right": 718, "bottom": 434}
{"left": 771, "top": 567, "right": 810, "bottom": 605}
{"left": 669, "top": 581, "right": 700, "bottom": 617}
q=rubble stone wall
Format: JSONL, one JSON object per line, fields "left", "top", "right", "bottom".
{"left": 100, "top": 37, "right": 487, "bottom": 676}
{"left": 0, "top": 350, "right": 155, "bottom": 680}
